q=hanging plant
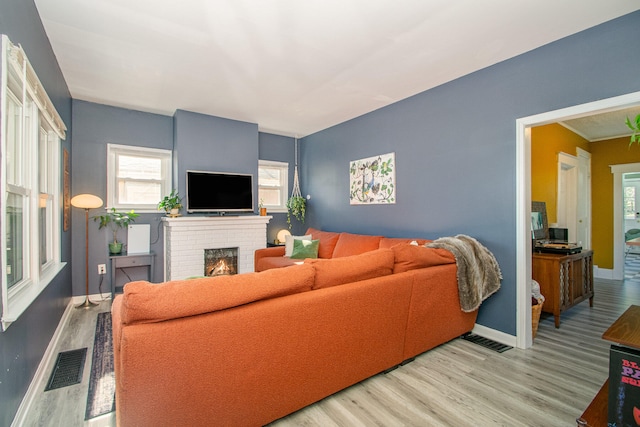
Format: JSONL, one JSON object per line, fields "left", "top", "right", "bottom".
{"left": 286, "top": 196, "right": 306, "bottom": 228}
{"left": 287, "top": 137, "right": 306, "bottom": 229}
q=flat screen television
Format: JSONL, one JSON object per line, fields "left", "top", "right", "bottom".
{"left": 186, "top": 170, "right": 254, "bottom": 213}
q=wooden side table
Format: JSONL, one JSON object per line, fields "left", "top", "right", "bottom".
{"left": 533, "top": 250, "right": 594, "bottom": 328}
{"left": 109, "top": 252, "right": 155, "bottom": 299}
{"left": 578, "top": 305, "right": 640, "bottom": 426}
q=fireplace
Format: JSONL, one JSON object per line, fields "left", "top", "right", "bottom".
{"left": 163, "top": 216, "right": 271, "bottom": 281}
{"left": 204, "top": 247, "right": 238, "bottom": 277}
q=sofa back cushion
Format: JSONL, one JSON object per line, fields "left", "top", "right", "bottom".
{"left": 305, "top": 228, "right": 341, "bottom": 258}
{"left": 121, "top": 264, "right": 315, "bottom": 324}
{"left": 331, "top": 232, "right": 383, "bottom": 258}
{"left": 305, "top": 248, "right": 395, "bottom": 289}
{"left": 391, "top": 243, "right": 455, "bottom": 274}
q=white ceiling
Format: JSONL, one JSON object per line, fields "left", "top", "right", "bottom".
{"left": 560, "top": 106, "right": 640, "bottom": 142}
{"left": 34, "top": 0, "right": 640, "bottom": 137}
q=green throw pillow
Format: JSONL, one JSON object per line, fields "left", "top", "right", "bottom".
{"left": 290, "top": 239, "right": 320, "bottom": 259}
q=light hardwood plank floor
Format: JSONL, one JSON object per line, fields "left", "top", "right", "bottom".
{"left": 21, "top": 259, "right": 640, "bottom": 426}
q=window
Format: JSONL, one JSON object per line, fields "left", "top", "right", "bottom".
{"left": 107, "top": 144, "right": 172, "bottom": 211}
{"left": 625, "top": 185, "right": 637, "bottom": 220}
{"left": 2, "top": 35, "right": 65, "bottom": 330}
{"left": 258, "top": 160, "right": 288, "bottom": 212}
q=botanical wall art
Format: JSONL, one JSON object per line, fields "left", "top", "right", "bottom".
{"left": 349, "top": 152, "right": 396, "bottom": 205}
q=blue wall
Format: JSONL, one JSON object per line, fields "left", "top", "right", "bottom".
{"left": 0, "top": 0, "right": 72, "bottom": 424}
{"left": 72, "top": 105, "right": 293, "bottom": 290}
{"left": 174, "top": 110, "right": 259, "bottom": 204}
{"left": 301, "top": 11, "right": 640, "bottom": 335}
{"left": 71, "top": 100, "right": 174, "bottom": 294}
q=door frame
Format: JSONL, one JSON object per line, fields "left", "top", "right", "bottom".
{"left": 515, "top": 90, "right": 640, "bottom": 349}
{"left": 612, "top": 162, "right": 640, "bottom": 280}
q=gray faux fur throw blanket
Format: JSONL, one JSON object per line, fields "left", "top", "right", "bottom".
{"left": 427, "top": 235, "right": 502, "bottom": 312}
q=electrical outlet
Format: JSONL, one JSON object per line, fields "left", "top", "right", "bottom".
{"left": 98, "top": 264, "right": 106, "bottom": 275}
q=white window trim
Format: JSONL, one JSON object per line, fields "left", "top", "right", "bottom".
{"left": 259, "top": 160, "right": 288, "bottom": 213}
{"left": 107, "top": 143, "right": 172, "bottom": 213}
{"left": 1, "top": 35, "right": 66, "bottom": 330}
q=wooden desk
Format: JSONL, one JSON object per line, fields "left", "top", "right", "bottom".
{"left": 533, "top": 250, "right": 594, "bottom": 328}
{"left": 109, "top": 252, "right": 155, "bottom": 299}
{"left": 578, "top": 305, "right": 640, "bottom": 426}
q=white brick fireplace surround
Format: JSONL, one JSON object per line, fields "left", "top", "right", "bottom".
{"left": 162, "top": 216, "right": 271, "bottom": 281}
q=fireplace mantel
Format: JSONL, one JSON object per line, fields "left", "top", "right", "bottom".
{"left": 162, "top": 215, "right": 271, "bottom": 281}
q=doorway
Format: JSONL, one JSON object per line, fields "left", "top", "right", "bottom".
{"left": 515, "top": 90, "right": 640, "bottom": 349}
{"left": 623, "top": 173, "right": 640, "bottom": 281}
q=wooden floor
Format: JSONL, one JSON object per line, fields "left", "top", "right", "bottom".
{"left": 21, "top": 258, "right": 640, "bottom": 426}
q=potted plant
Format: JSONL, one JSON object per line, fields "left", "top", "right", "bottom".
{"left": 158, "top": 189, "right": 182, "bottom": 216}
{"left": 93, "top": 208, "right": 140, "bottom": 254}
{"left": 286, "top": 196, "right": 306, "bottom": 229}
{"left": 258, "top": 198, "right": 267, "bottom": 216}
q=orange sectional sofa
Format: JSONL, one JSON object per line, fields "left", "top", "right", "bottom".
{"left": 111, "top": 229, "right": 478, "bottom": 427}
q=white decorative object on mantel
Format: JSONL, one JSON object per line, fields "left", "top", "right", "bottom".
{"left": 162, "top": 216, "right": 271, "bottom": 281}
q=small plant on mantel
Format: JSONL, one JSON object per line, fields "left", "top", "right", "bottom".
{"left": 626, "top": 114, "right": 640, "bottom": 147}
{"left": 93, "top": 208, "right": 140, "bottom": 254}
{"left": 158, "top": 189, "right": 182, "bottom": 217}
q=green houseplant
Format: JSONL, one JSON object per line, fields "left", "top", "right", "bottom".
{"left": 93, "top": 208, "right": 140, "bottom": 254}
{"left": 158, "top": 189, "right": 182, "bottom": 216}
{"left": 626, "top": 114, "right": 640, "bottom": 147}
{"left": 286, "top": 196, "right": 306, "bottom": 229}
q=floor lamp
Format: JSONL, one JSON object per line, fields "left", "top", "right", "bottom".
{"left": 71, "top": 194, "right": 103, "bottom": 309}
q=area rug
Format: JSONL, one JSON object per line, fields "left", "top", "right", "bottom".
{"left": 85, "top": 311, "right": 115, "bottom": 420}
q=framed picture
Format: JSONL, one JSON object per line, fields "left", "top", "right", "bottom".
{"left": 531, "top": 201, "right": 548, "bottom": 241}
{"left": 349, "top": 152, "right": 396, "bottom": 205}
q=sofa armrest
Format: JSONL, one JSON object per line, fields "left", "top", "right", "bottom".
{"left": 255, "top": 246, "right": 286, "bottom": 271}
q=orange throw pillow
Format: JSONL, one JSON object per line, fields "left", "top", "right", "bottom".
{"left": 305, "top": 248, "right": 394, "bottom": 289}
{"left": 391, "top": 243, "right": 455, "bottom": 274}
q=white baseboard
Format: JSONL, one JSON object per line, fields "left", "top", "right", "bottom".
{"left": 594, "top": 265, "right": 614, "bottom": 280}
{"left": 11, "top": 300, "right": 74, "bottom": 427}
{"left": 471, "top": 323, "right": 517, "bottom": 348}
{"left": 71, "top": 292, "right": 112, "bottom": 304}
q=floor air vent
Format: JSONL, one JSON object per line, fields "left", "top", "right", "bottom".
{"left": 462, "top": 334, "right": 512, "bottom": 353}
{"left": 45, "top": 348, "right": 87, "bottom": 391}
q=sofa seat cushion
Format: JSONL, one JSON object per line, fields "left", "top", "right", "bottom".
{"left": 305, "top": 248, "right": 395, "bottom": 289}
{"left": 121, "top": 264, "right": 315, "bottom": 324}
{"left": 305, "top": 228, "right": 341, "bottom": 258}
{"left": 391, "top": 243, "right": 455, "bottom": 274}
{"left": 255, "top": 255, "right": 303, "bottom": 271}
{"left": 331, "top": 232, "right": 383, "bottom": 258}
{"left": 379, "top": 237, "right": 431, "bottom": 248}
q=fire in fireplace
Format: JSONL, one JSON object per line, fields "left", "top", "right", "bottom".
{"left": 204, "top": 247, "right": 238, "bottom": 277}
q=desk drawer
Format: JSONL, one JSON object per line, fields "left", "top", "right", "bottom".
{"left": 115, "top": 256, "right": 152, "bottom": 268}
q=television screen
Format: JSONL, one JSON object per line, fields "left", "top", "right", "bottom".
{"left": 186, "top": 170, "right": 254, "bottom": 213}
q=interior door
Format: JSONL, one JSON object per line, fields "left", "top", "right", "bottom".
{"left": 557, "top": 150, "right": 591, "bottom": 247}
{"left": 576, "top": 148, "right": 591, "bottom": 248}
{"left": 557, "top": 152, "right": 578, "bottom": 241}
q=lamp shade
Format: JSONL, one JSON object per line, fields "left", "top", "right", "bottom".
{"left": 276, "top": 229, "right": 291, "bottom": 244}
{"left": 70, "top": 194, "right": 103, "bottom": 209}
